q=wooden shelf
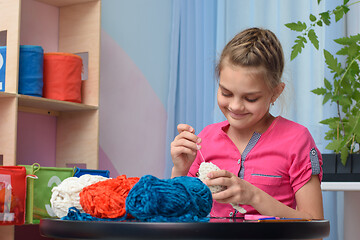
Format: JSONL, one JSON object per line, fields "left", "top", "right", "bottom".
{"left": 18, "top": 94, "right": 98, "bottom": 112}
{"left": 321, "top": 182, "right": 360, "bottom": 191}
{"left": 36, "top": 0, "right": 97, "bottom": 7}
{"left": 0, "top": 91, "right": 17, "bottom": 98}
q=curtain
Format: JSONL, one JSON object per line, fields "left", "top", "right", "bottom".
{"left": 165, "top": 1, "right": 350, "bottom": 239}
{"left": 165, "top": 0, "right": 217, "bottom": 177}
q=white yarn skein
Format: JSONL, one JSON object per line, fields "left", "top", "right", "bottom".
{"left": 50, "top": 174, "right": 109, "bottom": 218}
{"left": 198, "top": 162, "right": 247, "bottom": 214}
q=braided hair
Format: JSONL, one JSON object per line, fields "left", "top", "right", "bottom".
{"left": 216, "top": 28, "right": 284, "bottom": 90}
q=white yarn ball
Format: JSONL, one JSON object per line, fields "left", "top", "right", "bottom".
{"left": 198, "top": 162, "right": 226, "bottom": 193}
{"left": 198, "top": 162, "right": 246, "bottom": 214}
{"left": 50, "top": 174, "right": 109, "bottom": 218}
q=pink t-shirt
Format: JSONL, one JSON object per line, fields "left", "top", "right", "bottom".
{"left": 188, "top": 116, "right": 322, "bottom": 218}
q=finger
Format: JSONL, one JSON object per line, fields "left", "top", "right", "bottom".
{"left": 171, "top": 145, "right": 197, "bottom": 157}
{"left": 177, "top": 124, "right": 195, "bottom": 134}
{"left": 174, "top": 130, "right": 201, "bottom": 146}
{"left": 211, "top": 189, "right": 235, "bottom": 203}
{"left": 172, "top": 138, "right": 199, "bottom": 152}
{"left": 207, "top": 169, "right": 233, "bottom": 179}
{"left": 205, "top": 176, "right": 232, "bottom": 189}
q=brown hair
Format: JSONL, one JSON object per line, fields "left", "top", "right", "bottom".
{"left": 216, "top": 28, "right": 284, "bottom": 89}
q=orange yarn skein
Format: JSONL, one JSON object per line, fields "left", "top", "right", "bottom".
{"left": 79, "top": 175, "right": 139, "bottom": 219}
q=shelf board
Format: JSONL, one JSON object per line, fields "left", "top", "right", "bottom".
{"left": 321, "top": 182, "right": 360, "bottom": 191}
{"left": 18, "top": 94, "right": 98, "bottom": 113}
{"left": 35, "top": 0, "right": 97, "bottom": 7}
{"left": 0, "top": 91, "right": 17, "bottom": 98}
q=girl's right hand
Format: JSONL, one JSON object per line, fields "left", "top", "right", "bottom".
{"left": 170, "top": 124, "right": 201, "bottom": 177}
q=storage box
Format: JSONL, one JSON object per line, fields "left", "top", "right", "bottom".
{"left": 0, "top": 46, "right": 6, "bottom": 92}
{"left": 18, "top": 45, "right": 44, "bottom": 97}
{"left": 0, "top": 166, "right": 27, "bottom": 225}
{"left": 43, "top": 52, "right": 83, "bottom": 103}
{"left": 20, "top": 164, "right": 74, "bottom": 224}
{"left": 74, "top": 167, "right": 110, "bottom": 178}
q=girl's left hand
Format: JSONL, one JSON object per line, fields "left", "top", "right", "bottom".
{"left": 205, "top": 170, "right": 256, "bottom": 205}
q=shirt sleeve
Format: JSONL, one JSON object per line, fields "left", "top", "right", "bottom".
{"left": 288, "top": 128, "right": 323, "bottom": 193}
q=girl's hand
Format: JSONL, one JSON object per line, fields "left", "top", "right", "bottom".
{"left": 207, "top": 171, "right": 324, "bottom": 221}
{"left": 206, "top": 170, "right": 255, "bottom": 205}
{"left": 171, "top": 124, "right": 201, "bottom": 177}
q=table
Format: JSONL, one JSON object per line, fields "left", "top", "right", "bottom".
{"left": 40, "top": 218, "right": 330, "bottom": 240}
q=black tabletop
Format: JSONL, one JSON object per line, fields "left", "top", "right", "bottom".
{"left": 40, "top": 218, "right": 330, "bottom": 240}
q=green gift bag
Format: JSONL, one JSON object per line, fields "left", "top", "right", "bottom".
{"left": 19, "top": 163, "right": 74, "bottom": 224}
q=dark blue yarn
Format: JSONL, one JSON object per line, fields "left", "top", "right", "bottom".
{"left": 61, "top": 207, "right": 128, "bottom": 222}
{"left": 125, "top": 175, "right": 212, "bottom": 222}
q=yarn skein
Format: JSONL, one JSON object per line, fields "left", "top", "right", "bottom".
{"left": 80, "top": 175, "right": 139, "bottom": 219}
{"left": 62, "top": 207, "right": 127, "bottom": 222}
{"left": 50, "top": 174, "right": 109, "bottom": 218}
{"left": 126, "top": 175, "right": 212, "bottom": 222}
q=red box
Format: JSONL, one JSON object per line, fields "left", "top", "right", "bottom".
{"left": 0, "top": 166, "right": 27, "bottom": 225}
{"left": 43, "top": 52, "right": 83, "bottom": 103}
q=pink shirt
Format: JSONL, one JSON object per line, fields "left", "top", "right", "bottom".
{"left": 188, "top": 116, "right": 322, "bottom": 218}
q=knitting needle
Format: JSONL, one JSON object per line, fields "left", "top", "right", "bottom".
{"left": 197, "top": 145, "right": 206, "bottom": 162}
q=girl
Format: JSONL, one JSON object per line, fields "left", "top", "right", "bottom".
{"left": 170, "top": 28, "right": 324, "bottom": 220}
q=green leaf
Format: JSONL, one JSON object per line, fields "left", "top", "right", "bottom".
{"left": 326, "top": 139, "right": 342, "bottom": 152}
{"left": 353, "top": 91, "right": 360, "bottom": 102}
{"left": 340, "top": 148, "right": 349, "bottom": 166}
{"left": 350, "top": 115, "right": 360, "bottom": 135}
{"left": 318, "top": 0, "right": 322, "bottom": 4}
{"left": 319, "top": 117, "right": 339, "bottom": 125}
{"left": 343, "top": 0, "right": 350, "bottom": 5}
{"left": 309, "top": 14, "right": 317, "bottom": 22}
{"left": 336, "top": 46, "right": 350, "bottom": 56}
{"left": 324, "top": 49, "right": 342, "bottom": 74}
{"left": 338, "top": 96, "right": 352, "bottom": 109}
{"left": 316, "top": 20, "right": 323, "bottom": 27}
{"left": 356, "top": 134, "right": 360, "bottom": 144}
{"left": 311, "top": 87, "right": 327, "bottom": 95}
{"left": 323, "top": 93, "right": 332, "bottom": 104}
{"left": 334, "top": 34, "right": 360, "bottom": 45}
{"left": 290, "top": 36, "right": 307, "bottom": 60}
{"left": 324, "top": 78, "right": 332, "bottom": 90}
{"left": 285, "top": 21, "right": 307, "bottom": 32}
{"left": 343, "top": 5, "right": 350, "bottom": 14}
{"left": 334, "top": 6, "right": 345, "bottom": 22}
{"left": 308, "top": 29, "right": 319, "bottom": 50}
{"left": 320, "top": 11, "right": 331, "bottom": 25}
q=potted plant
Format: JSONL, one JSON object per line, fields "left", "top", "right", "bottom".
{"left": 285, "top": 0, "right": 360, "bottom": 181}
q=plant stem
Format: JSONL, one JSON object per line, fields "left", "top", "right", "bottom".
{"left": 350, "top": 134, "right": 356, "bottom": 153}
{"left": 335, "top": 53, "right": 360, "bottom": 94}
{"left": 337, "top": 101, "right": 345, "bottom": 138}
{"left": 348, "top": 1, "right": 360, "bottom": 7}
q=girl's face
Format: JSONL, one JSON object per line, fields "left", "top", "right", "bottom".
{"left": 217, "top": 64, "right": 282, "bottom": 133}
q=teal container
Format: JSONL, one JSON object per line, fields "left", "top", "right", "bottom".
{"left": 0, "top": 46, "right": 5, "bottom": 92}
{"left": 18, "top": 45, "right": 44, "bottom": 97}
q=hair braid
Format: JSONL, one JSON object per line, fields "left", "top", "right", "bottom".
{"left": 216, "top": 28, "right": 284, "bottom": 89}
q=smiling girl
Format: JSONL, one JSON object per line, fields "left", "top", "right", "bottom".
{"left": 170, "top": 28, "right": 324, "bottom": 220}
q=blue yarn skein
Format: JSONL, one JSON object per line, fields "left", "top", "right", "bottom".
{"left": 126, "top": 175, "right": 212, "bottom": 222}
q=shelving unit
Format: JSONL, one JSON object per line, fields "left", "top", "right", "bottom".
{"left": 321, "top": 182, "right": 360, "bottom": 191}
{"left": 0, "top": 0, "right": 101, "bottom": 239}
{"left": 321, "top": 182, "right": 360, "bottom": 240}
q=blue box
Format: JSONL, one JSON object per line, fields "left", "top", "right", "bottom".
{"left": 0, "top": 45, "right": 44, "bottom": 96}
{"left": 18, "top": 45, "right": 44, "bottom": 97}
{"left": 0, "top": 46, "right": 6, "bottom": 92}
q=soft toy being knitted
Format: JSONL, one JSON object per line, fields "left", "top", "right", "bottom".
{"left": 198, "top": 162, "right": 246, "bottom": 214}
